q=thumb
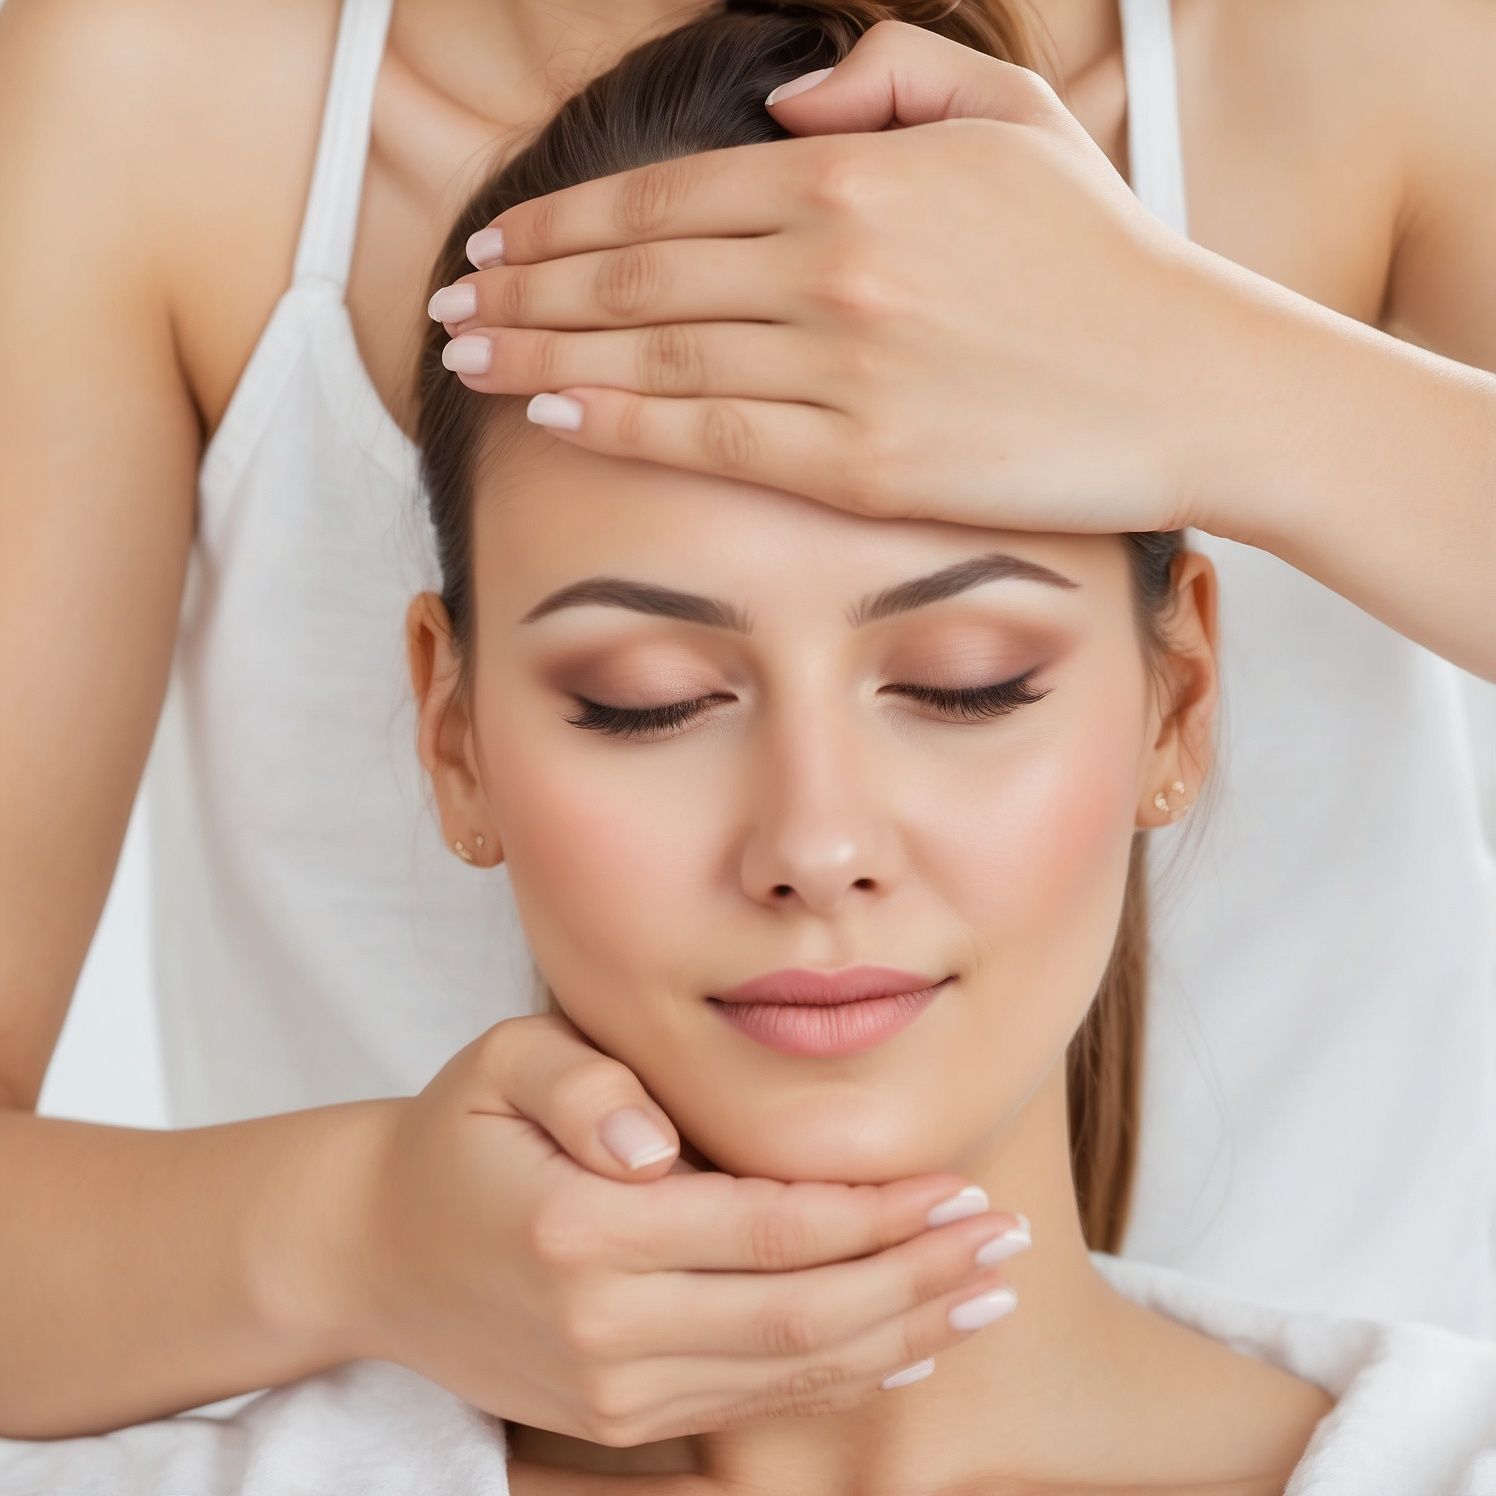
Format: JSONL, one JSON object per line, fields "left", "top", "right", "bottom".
{"left": 763, "top": 17, "right": 1067, "bottom": 133}
{"left": 487, "top": 1012, "right": 683, "bottom": 1179}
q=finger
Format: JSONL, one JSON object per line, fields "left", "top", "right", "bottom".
{"left": 429, "top": 236, "right": 799, "bottom": 334}
{"left": 763, "top": 17, "right": 1073, "bottom": 133}
{"left": 477, "top": 1013, "right": 681, "bottom": 1178}
{"left": 515, "top": 388, "right": 872, "bottom": 514}
{"left": 435, "top": 322, "right": 837, "bottom": 405}
{"left": 467, "top": 135, "right": 833, "bottom": 269}
{"left": 581, "top": 1170, "right": 996, "bottom": 1273}
{"left": 618, "top": 1263, "right": 1022, "bottom": 1442}
{"left": 597, "top": 1205, "right": 1030, "bottom": 1360}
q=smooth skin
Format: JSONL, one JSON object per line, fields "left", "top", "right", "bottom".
{"left": 0, "top": 0, "right": 1488, "bottom": 1445}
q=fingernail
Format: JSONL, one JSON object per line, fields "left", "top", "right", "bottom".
{"left": 442, "top": 335, "right": 492, "bottom": 375}
{"left": 467, "top": 226, "right": 506, "bottom": 267}
{"left": 949, "top": 1286, "right": 1019, "bottom": 1332}
{"left": 765, "top": 67, "right": 833, "bottom": 106}
{"left": 879, "top": 1358, "right": 935, "bottom": 1391}
{"left": 428, "top": 283, "right": 478, "bottom": 322}
{"left": 975, "top": 1213, "right": 1032, "bottom": 1266}
{"left": 601, "top": 1107, "right": 676, "bottom": 1170}
{"left": 925, "top": 1185, "right": 989, "bottom": 1228}
{"left": 527, "top": 393, "right": 584, "bottom": 431}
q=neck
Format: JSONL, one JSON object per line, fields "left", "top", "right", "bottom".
{"left": 512, "top": 1064, "right": 1162, "bottom": 1495}
{"left": 388, "top": 0, "right": 1122, "bottom": 133}
{"left": 692, "top": 1066, "right": 1142, "bottom": 1494}
{"left": 389, "top": 0, "right": 713, "bottom": 132}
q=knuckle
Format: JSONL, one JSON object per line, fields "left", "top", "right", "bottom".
{"left": 596, "top": 243, "right": 660, "bottom": 319}
{"left": 494, "top": 265, "right": 531, "bottom": 326}
{"left": 579, "top": 1372, "right": 645, "bottom": 1437}
{"left": 550, "top": 1057, "right": 631, "bottom": 1117}
{"left": 615, "top": 391, "right": 648, "bottom": 451}
{"left": 897, "top": 1305, "right": 944, "bottom": 1365}
{"left": 527, "top": 328, "right": 565, "bottom": 389}
{"left": 526, "top": 1194, "right": 595, "bottom": 1268}
{"left": 771, "top": 1360, "right": 850, "bottom": 1404}
{"left": 525, "top": 193, "right": 561, "bottom": 261}
{"left": 745, "top": 1206, "right": 814, "bottom": 1272}
{"left": 696, "top": 400, "right": 759, "bottom": 474}
{"left": 834, "top": 337, "right": 888, "bottom": 394}
{"left": 616, "top": 160, "right": 688, "bottom": 239}
{"left": 640, "top": 320, "right": 703, "bottom": 397}
{"left": 555, "top": 1291, "right": 625, "bottom": 1359}
{"left": 907, "top": 1249, "right": 953, "bottom": 1309}
{"left": 809, "top": 253, "right": 895, "bottom": 322}
{"left": 806, "top": 141, "right": 880, "bottom": 215}
{"left": 752, "top": 1296, "right": 824, "bottom": 1358}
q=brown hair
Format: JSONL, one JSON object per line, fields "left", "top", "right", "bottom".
{"left": 412, "top": 0, "right": 1190, "bottom": 1254}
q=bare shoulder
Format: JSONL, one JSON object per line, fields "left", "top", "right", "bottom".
{"left": 0, "top": 0, "right": 342, "bottom": 321}
{"left": 1203, "top": 0, "right": 1495, "bottom": 160}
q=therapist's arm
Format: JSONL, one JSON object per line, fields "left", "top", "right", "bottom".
{"left": 0, "top": 0, "right": 360, "bottom": 1438}
{"left": 1188, "top": 0, "right": 1496, "bottom": 681}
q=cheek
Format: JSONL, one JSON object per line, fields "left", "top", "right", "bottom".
{"left": 471, "top": 696, "right": 707, "bottom": 1018}
{"left": 920, "top": 665, "right": 1145, "bottom": 1023}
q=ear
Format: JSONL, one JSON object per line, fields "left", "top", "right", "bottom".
{"left": 1136, "top": 550, "right": 1220, "bottom": 829}
{"left": 405, "top": 592, "right": 503, "bottom": 867}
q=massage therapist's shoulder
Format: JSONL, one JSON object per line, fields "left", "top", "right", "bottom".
{"left": 0, "top": 0, "right": 346, "bottom": 398}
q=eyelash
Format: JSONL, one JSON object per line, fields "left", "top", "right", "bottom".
{"left": 563, "top": 672, "right": 1051, "bottom": 739}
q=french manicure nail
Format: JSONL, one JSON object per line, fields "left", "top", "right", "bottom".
{"left": 428, "top": 283, "right": 477, "bottom": 322}
{"left": 765, "top": 67, "right": 833, "bottom": 106}
{"left": 527, "top": 393, "right": 584, "bottom": 430}
{"left": 467, "top": 226, "right": 506, "bottom": 267}
{"left": 442, "top": 335, "right": 492, "bottom": 375}
{"left": 600, "top": 1107, "right": 676, "bottom": 1170}
{"left": 975, "top": 1213, "right": 1032, "bottom": 1266}
{"left": 948, "top": 1286, "right": 1018, "bottom": 1333}
{"left": 926, "top": 1185, "right": 989, "bottom": 1228}
{"left": 879, "top": 1358, "right": 935, "bottom": 1391}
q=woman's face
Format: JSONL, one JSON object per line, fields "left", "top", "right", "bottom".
{"left": 412, "top": 430, "right": 1216, "bottom": 1182}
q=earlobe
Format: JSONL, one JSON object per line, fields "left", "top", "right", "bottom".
{"left": 1137, "top": 551, "right": 1221, "bottom": 829}
{"left": 404, "top": 592, "right": 503, "bottom": 866}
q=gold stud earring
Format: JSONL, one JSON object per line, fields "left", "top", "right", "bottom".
{"left": 453, "top": 839, "right": 475, "bottom": 863}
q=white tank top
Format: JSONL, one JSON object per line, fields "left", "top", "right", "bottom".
{"left": 142, "top": 0, "right": 1496, "bottom": 1335}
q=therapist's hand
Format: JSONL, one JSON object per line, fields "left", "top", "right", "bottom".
{"left": 428, "top": 19, "right": 1247, "bottom": 539}
{"left": 316, "top": 1012, "right": 1030, "bottom": 1447}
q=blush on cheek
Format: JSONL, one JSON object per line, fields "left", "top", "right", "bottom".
{"left": 933, "top": 703, "right": 1143, "bottom": 1027}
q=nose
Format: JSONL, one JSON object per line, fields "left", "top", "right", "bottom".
{"left": 738, "top": 719, "right": 906, "bottom": 917}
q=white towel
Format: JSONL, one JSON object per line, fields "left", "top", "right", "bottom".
{"left": 5, "top": 1251, "right": 1495, "bottom": 1493}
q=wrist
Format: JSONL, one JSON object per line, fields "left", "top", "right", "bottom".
{"left": 1160, "top": 238, "right": 1336, "bottom": 549}
{"left": 245, "top": 1099, "right": 402, "bottom": 1368}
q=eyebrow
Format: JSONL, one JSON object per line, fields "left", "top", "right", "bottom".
{"left": 518, "top": 550, "right": 1079, "bottom": 634}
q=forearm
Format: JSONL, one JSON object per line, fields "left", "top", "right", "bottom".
{"left": 1179, "top": 242, "right": 1496, "bottom": 681}
{"left": 0, "top": 1098, "right": 386, "bottom": 1439}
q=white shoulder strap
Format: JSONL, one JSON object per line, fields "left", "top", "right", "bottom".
{"left": 292, "top": 0, "right": 397, "bottom": 288}
{"left": 1118, "top": 0, "right": 1189, "bottom": 237}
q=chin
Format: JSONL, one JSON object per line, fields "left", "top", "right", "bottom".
{"left": 679, "top": 1101, "right": 953, "bottom": 1185}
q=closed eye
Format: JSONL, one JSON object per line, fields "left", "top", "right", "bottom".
{"left": 563, "top": 671, "right": 1050, "bottom": 739}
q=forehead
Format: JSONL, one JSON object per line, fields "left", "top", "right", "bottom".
{"left": 469, "top": 428, "right": 1130, "bottom": 622}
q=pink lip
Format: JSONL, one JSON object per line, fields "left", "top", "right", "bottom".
{"left": 712, "top": 965, "right": 946, "bottom": 1005}
{"left": 708, "top": 968, "right": 952, "bottom": 1057}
